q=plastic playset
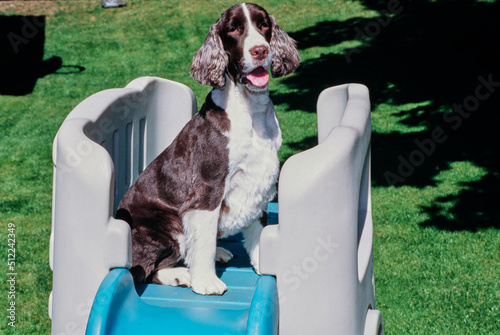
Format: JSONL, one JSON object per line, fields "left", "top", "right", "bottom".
{"left": 49, "top": 77, "right": 383, "bottom": 334}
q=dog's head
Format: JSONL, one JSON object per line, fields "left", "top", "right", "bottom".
{"left": 190, "top": 3, "right": 300, "bottom": 91}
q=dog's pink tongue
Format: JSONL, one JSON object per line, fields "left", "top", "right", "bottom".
{"left": 246, "top": 67, "right": 269, "bottom": 87}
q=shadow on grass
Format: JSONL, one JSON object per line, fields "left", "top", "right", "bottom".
{"left": 0, "top": 15, "right": 84, "bottom": 95}
{"left": 278, "top": 0, "right": 500, "bottom": 231}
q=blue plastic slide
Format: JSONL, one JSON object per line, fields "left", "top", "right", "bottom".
{"left": 85, "top": 204, "right": 279, "bottom": 335}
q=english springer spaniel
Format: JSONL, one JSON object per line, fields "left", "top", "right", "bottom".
{"left": 117, "top": 3, "right": 300, "bottom": 295}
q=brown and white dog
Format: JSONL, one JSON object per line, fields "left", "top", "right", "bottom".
{"left": 117, "top": 3, "right": 300, "bottom": 295}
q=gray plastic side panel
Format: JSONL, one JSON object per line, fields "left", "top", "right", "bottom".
{"left": 50, "top": 77, "right": 196, "bottom": 334}
{"left": 260, "top": 84, "right": 383, "bottom": 335}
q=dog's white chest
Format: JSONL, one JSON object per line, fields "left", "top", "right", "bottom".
{"left": 217, "top": 91, "right": 282, "bottom": 237}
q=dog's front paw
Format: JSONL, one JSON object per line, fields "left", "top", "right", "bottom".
{"left": 192, "top": 274, "right": 227, "bottom": 295}
{"left": 216, "top": 246, "right": 233, "bottom": 263}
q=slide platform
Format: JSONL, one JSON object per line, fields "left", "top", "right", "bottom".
{"left": 85, "top": 204, "right": 279, "bottom": 335}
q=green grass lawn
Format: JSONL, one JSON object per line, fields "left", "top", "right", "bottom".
{"left": 1, "top": 1, "right": 499, "bottom": 334}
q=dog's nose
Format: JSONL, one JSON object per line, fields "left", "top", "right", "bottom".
{"left": 250, "top": 45, "right": 269, "bottom": 60}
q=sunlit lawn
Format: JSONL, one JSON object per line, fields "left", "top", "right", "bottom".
{"left": 0, "top": 1, "right": 498, "bottom": 334}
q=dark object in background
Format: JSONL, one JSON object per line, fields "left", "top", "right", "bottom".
{"left": 0, "top": 15, "right": 61, "bottom": 95}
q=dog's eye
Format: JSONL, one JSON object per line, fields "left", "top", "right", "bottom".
{"left": 229, "top": 25, "right": 239, "bottom": 34}
{"left": 260, "top": 22, "right": 269, "bottom": 30}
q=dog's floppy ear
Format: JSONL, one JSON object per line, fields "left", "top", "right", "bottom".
{"left": 190, "top": 21, "right": 228, "bottom": 88}
{"left": 270, "top": 15, "right": 300, "bottom": 78}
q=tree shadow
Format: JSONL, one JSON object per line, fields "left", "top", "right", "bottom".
{"left": 420, "top": 173, "right": 500, "bottom": 232}
{"left": 277, "top": 0, "right": 500, "bottom": 231}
